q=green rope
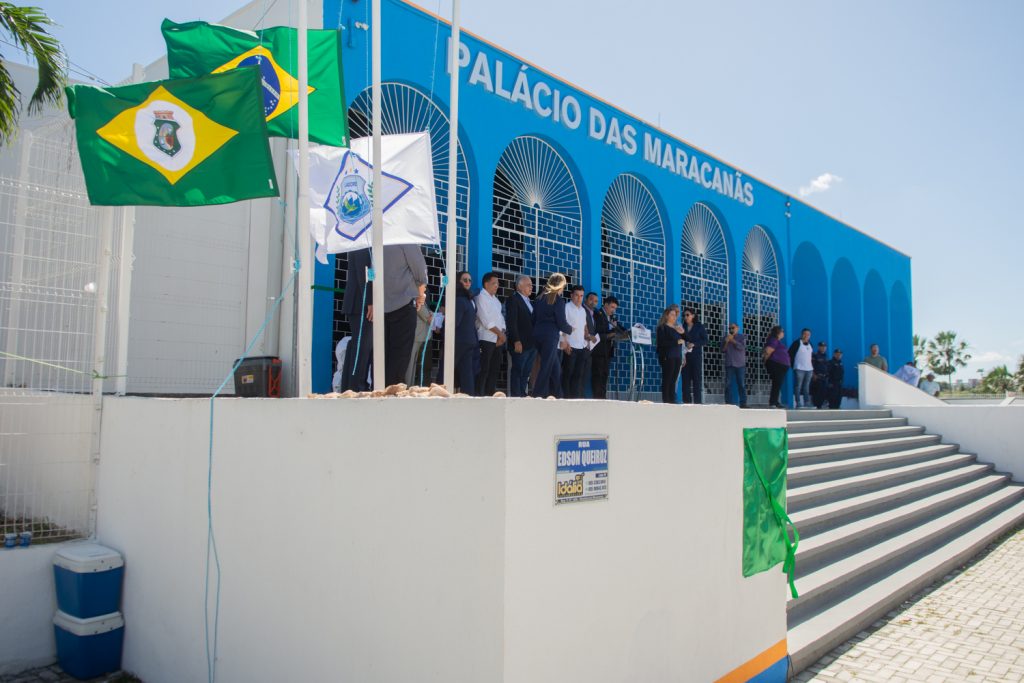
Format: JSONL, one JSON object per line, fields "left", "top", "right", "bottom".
{"left": 0, "top": 350, "right": 127, "bottom": 380}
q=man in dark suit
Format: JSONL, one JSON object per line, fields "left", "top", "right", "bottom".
{"left": 581, "top": 292, "right": 599, "bottom": 397}
{"left": 505, "top": 274, "right": 536, "bottom": 397}
{"left": 340, "top": 248, "right": 373, "bottom": 391}
{"left": 590, "top": 296, "right": 623, "bottom": 399}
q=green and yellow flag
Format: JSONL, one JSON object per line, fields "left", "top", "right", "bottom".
{"left": 162, "top": 19, "right": 348, "bottom": 147}
{"left": 67, "top": 68, "right": 279, "bottom": 207}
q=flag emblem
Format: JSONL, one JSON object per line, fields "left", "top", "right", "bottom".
{"left": 212, "top": 46, "right": 313, "bottom": 123}
{"left": 96, "top": 85, "right": 238, "bottom": 185}
{"left": 324, "top": 151, "right": 413, "bottom": 241}
{"left": 152, "top": 110, "right": 182, "bottom": 157}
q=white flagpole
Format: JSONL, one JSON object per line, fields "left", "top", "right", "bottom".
{"left": 443, "top": 0, "right": 460, "bottom": 392}
{"left": 370, "top": 0, "right": 386, "bottom": 390}
{"left": 296, "top": 0, "right": 313, "bottom": 396}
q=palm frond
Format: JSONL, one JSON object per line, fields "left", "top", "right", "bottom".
{"left": 0, "top": 2, "right": 67, "bottom": 145}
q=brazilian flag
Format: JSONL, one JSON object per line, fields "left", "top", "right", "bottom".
{"left": 67, "top": 68, "right": 279, "bottom": 207}
{"left": 162, "top": 19, "right": 348, "bottom": 147}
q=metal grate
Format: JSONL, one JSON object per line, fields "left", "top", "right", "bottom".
{"left": 340, "top": 82, "right": 471, "bottom": 385}
{"left": 741, "top": 225, "right": 780, "bottom": 405}
{"left": 600, "top": 173, "right": 665, "bottom": 397}
{"left": 679, "top": 202, "right": 729, "bottom": 401}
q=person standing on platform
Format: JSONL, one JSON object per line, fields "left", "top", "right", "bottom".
{"left": 722, "top": 322, "right": 747, "bottom": 407}
{"left": 505, "top": 274, "right": 536, "bottom": 398}
{"left": 827, "top": 348, "right": 845, "bottom": 409}
{"left": 449, "top": 271, "right": 478, "bottom": 395}
{"left": 340, "top": 248, "right": 373, "bottom": 392}
{"left": 680, "top": 307, "right": 708, "bottom": 404}
{"left": 581, "top": 292, "right": 599, "bottom": 397}
{"left": 382, "top": 244, "right": 428, "bottom": 386}
{"left": 919, "top": 372, "right": 941, "bottom": 397}
{"left": 474, "top": 272, "right": 506, "bottom": 396}
{"left": 763, "top": 325, "right": 790, "bottom": 409}
{"left": 531, "top": 273, "right": 572, "bottom": 398}
{"left": 560, "top": 285, "right": 589, "bottom": 398}
{"left": 656, "top": 304, "right": 684, "bottom": 404}
{"left": 811, "top": 341, "right": 829, "bottom": 409}
{"left": 591, "top": 296, "right": 623, "bottom": 399}
{"left": 405, "top": 295, "right": 435, "bottom": 387}
{"left": 864, "top": 344, "right": 889, "bottom": 372}
{"left": 789, "top": 328, "right": 814, "bottom": 408}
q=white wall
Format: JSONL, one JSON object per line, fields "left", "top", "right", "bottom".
{"left": 892, "top": 406, "right": 1024, "bottom": 481}
{"left": 859, "top": 362, "right": 944, "bottom": 408}
{"left": 0, "top": 543, "right": 66, "bottom": 674}
{"left": 96, "top": 397, "right": 787, "bottom": 683}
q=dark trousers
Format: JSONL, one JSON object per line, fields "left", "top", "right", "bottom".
{"left": 561, "top": 348, "right": 585, "bottom": 398}
{"left": 681, "top": 356, "right": 703, "bottom": 404}
{"left": 341, "top": 316, "right": 372, "bottom": 391}
{"left": 766, "top": 360, "right": 789, "bottom": 407}
{"left": 725, "top": 365, "right": 747, "bottom": 406}
{"left": 384, "top": 303, "right": 417, "bottom": 387}
{"left": 591, "top": 352, "right": 611, "bottom": 399}
{"left": 509, "top": 347, "right": 537, "bottom": 397}
{"left": 660, "top": 357, "right": 681, "bottom": 404}
{"left": 455, "top": 342, "right": 476, "bottom": 395}
{"left": 477, "top": 340, "right": 501, "bottom": 396}
{"left": 812, "top": 375, "right": 828, "bottom": 409}
{"left": 827, "top": 383, "right": 842, "bottom": 409}
{"left": 532, "top": 335, "right": 561, "bottom": 398}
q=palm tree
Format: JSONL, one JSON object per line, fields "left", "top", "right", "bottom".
{"left": 980, "top": 365, "right": 1014, "bottom": 394}
{"left": 0, "top": 3, "right": 66, "bottom": 146}
{"left": 913, "top": 334, "right": 930, "bottom": 369}
{"left": 1015, "top": 355, "right": 1024, "bottom": 392}
{"left": 926, "top": 331, "right": 971, "bottom": 394}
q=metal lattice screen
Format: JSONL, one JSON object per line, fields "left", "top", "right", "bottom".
{"left": 742, "top": 225, "right": 779, "bottom": 405}
{"left": 337, "top": 83, "right": 471, "bottom": 385}
{"left": 680, "top": 202, "right": 729, "bottom": 401}
{"left": 1, "top": 123, "right": 125, "bottom": 542}
{"left": 491, "top": 136, "right": 581, "bottom": 392}
{"left": 600, "top": 174, "right": 665, "bottom": 398}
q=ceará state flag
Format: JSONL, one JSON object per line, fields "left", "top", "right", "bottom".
{"left": 298, "top": 132, "right": 439, "bottom": 262}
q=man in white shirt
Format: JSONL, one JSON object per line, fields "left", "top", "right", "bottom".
{"left": 560, "top": 285, "right": 590, "bottom": 398}
{"left": 894, "top": 361, "right": 922, "bottom": 387}
{"left": 788, "top": 328, "right": 814, "bottom": 408}
{"left": 474, "top": 272, "right": 506, "bottom": 396}
{"left": 918, "top": 373, "right": 941, "bottom": 397}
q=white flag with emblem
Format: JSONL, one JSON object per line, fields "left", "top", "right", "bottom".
{"left": 297, "top": 132, "right": 440, "bottom": 262}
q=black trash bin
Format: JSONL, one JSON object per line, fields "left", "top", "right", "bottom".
{"left": 232, "top": 356, "right": 282, "bottom": 397}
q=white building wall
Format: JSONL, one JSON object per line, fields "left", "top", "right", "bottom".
{"left": 94, "top": 397, "right": 787, "bottom": 683}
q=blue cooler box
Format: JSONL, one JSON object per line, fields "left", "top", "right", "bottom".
{"left": 53, "top": 610, "right": 124, "bottom": 680}
{"left": 53, "top": 543, "right": 124, "bottom": 619}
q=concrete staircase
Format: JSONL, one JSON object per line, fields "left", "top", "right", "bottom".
{"left": 785, "top": 408, "right": 1024, "bottom": 673}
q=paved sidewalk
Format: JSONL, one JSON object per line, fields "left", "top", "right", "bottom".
{"left": 0, "top": 666, "right": 136, "bottom": 683}
{"left": 796, "top": 526, "right": 1024, "bottom": 682}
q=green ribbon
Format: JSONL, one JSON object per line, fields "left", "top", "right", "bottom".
{"left": 0, "top": 350, "right": 126, "bottom": 380}
{"left": 747, "top": 441, "right": 801, "bottom": 598}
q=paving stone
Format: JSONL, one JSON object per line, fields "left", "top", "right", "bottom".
{"left": 798, "top": 527, "right": 1024, "bottom": 682}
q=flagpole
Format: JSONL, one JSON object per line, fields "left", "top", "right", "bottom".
{"left": 370, "top": 0, "right": 386, "bottom": 390}
{"left": 296, "top": 0, "right": 313, "bottom": 396}
{"left": 443, "top": 0, "right": 460, "bottom": 392}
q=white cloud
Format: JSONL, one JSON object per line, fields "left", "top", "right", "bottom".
{"left": 798, "top": 172, "right": 843, "bottom": 198}
{"left": 969, "top": 351, "right": 1014, "bottom": 366}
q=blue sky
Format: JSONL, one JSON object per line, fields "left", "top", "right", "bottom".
{"left": 14, "top": 0, "right": 1023, "bottom": 381}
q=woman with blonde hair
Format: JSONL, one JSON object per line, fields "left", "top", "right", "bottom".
{"left": 655, "top": 304, "right": 685, "bottom": 404}
{"left": 531, "top": 273, "right": 573, "bottom": 397}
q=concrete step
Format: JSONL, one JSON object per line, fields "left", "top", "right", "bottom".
{"left": 789, "top": 464, "right": 997, "bottom": 538}
{"left": 788, "top": 425, "right": 926, "bottom": 449}
{"left": 788, "top": 444, "right": 960, "bottom": 487}
{"left": 787, "top": 417, "right": 908, "bottom": 434}
{"left": 786, "top": 409, "right": 892, "bottom": 422}
{"left": 788, "top": 453, "right": 978, "bottom": 512}
{"left": 787, "top": 498, "right": 1024, "bottom": 673}
{"left": 795, "top": 473, "right": 1012, "bottom": 571}
{"left": 787, "top": 485, "right": 1024, "bottom": 622}
{"left": 789, "top": 434, "right": 944, "bottom": 466}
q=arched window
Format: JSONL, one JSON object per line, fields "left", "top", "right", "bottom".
{"left": 741, "top": 226, "right": 780, "bottom": 404}
{"left": 600, "top": 174, "right": 666, "bottom": 397}
{"left": 680, "top": 202, "right": 729, "bottom": 400}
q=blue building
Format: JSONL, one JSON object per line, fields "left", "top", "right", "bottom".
{"left": 315, "top": 0, "right": 913, "bottom": 402}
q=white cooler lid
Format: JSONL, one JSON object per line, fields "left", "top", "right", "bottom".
{"left": 53, "top": 542, "right": 124, "bottom": 573}
{"left": 53, "top": 610, "right": 123, "bottom": 636}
